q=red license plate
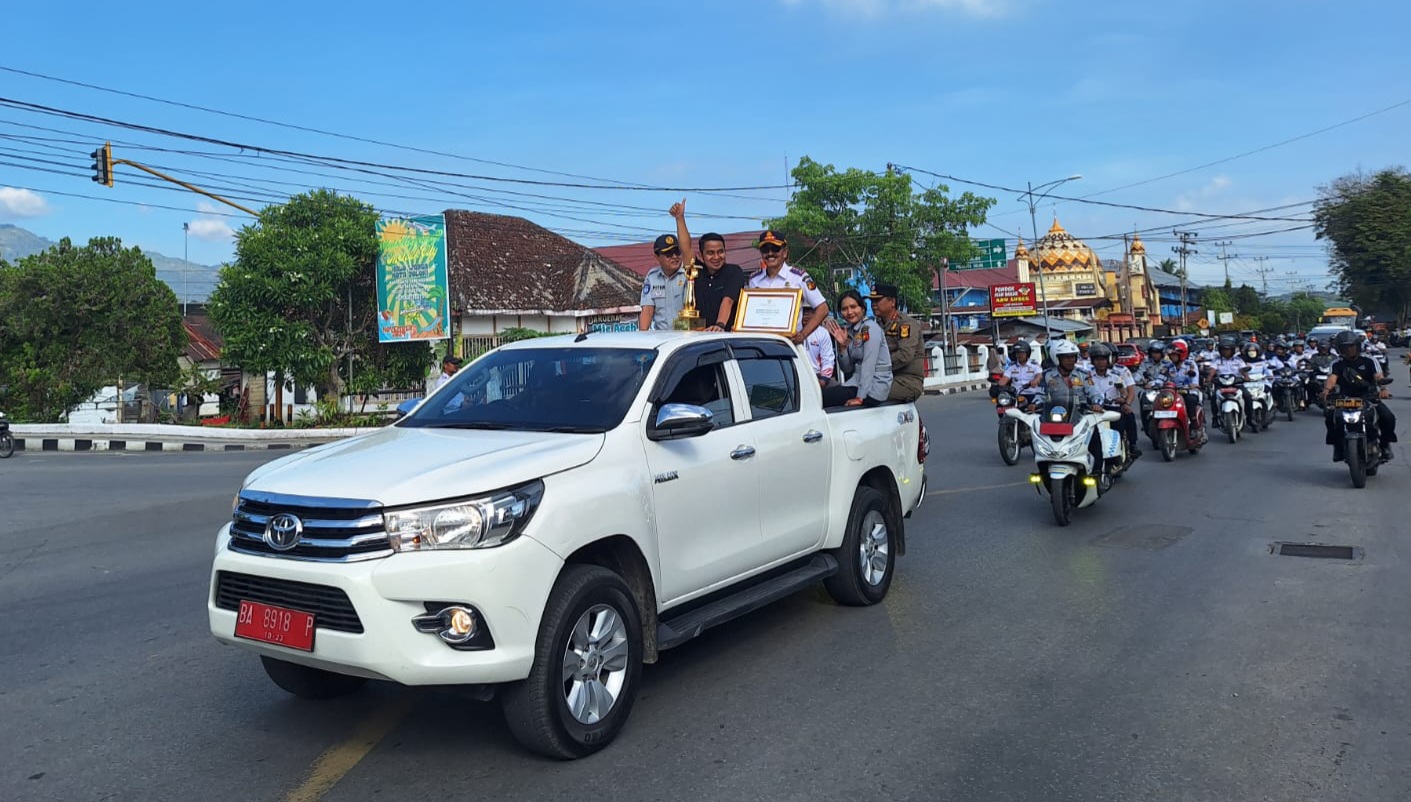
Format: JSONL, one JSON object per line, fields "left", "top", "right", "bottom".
{"left": 1038, "top": 422, "right": 1074, "bottom": 436}
{"left": 235, "top": 600, "right": 316, "bottom": 652}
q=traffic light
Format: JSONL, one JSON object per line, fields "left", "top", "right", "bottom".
{"left": 90, "top": 142, "right": 113, "bottom": 187}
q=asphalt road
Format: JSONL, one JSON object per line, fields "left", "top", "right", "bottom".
{"left": 3, "top": 374, "right": 1411, "bottom": 802}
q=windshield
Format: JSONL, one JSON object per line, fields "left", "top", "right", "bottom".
{"left": 400, "top": 346, "right": 657, "bottom": 433}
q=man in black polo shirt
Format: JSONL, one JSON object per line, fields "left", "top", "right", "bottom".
{"left": 669, "top": 200, "right": 745, "bottom": 331}
{"left": 1322, "top": 329, "right": 1396, "bottom": 462}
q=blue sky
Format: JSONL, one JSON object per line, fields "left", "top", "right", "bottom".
{"left": 1, "top": 0, "right": 1407, "bottom": 298}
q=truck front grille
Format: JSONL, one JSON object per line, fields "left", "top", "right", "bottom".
{"left": 214, "top": 571, "right": 364, "bottom": 633}
{"left": 228, "top": 491, "right": 392, "bottom": 563}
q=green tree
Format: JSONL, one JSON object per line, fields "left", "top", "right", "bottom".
{"left": 1157, "top": 257, "right": 1181, "bottom": 277}
{"left": 209, "top": 190, "right": 429, "bottom": 402}
{"left": 1285, "top": 292, "right": 1325, "bottom": 333}
{"left": 1231, "top": 284, "right": 1263, "bottom": 315}
{"left": 766, "top": 158, "right": 995, "bottom": 312}
{"left": 1313, "top": 167, "right": 1411, "bottom": 324}
{"left": 0, "top": 237, "right": 184, "bottom": 421}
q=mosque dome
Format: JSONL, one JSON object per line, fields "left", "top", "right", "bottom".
{"left": 1033, "top": 218, "right": 1101, "bottom": 272}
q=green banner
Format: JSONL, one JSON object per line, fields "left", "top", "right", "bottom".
{"left": 376, "top": 215, "right": 449, "bottom": 342}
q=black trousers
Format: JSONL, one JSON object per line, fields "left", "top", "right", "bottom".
{"left": 1325, "top": 401, "right": 1398, "bottom": 447}
{"left": 822, "top": 385, "right": 881, "bottom": 408}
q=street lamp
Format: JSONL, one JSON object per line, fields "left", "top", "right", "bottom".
{"left": 1021, "top": 174, "right": 1082, "bottom": 339}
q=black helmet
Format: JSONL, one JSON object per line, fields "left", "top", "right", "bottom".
{"left": 1218, "top": 338, "right": 1236, "bottom": 353}
{"left": 1333, "top": 330, "right": 1361, "bottom": 352}
{"left": 1088, "top": 343, "right": 1113, "bottom": 360}
{"left": 1292, "top": 339, "right": 1306, "bottom": 348}
{"left": 1147, "top": 341, "right": 1166, "bottom": 355}
{"left": 1012, "top": 340, "right": 1031, "bottom": 355}
{"left": 1243, "top": 343, "right": 1261, "bottom": 359}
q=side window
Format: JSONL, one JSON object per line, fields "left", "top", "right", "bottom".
{"left": 660, "top": 364, "right": 735, "bottom": 427}
{"left": 737, "top": 357, "right": 799, "bottom": 420}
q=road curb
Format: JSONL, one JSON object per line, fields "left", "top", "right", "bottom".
{"left": 925, "top": 381, "right": 989, "bottom": 396}
{"left": 12, "top": 437, "right": 327, "bottom": 454}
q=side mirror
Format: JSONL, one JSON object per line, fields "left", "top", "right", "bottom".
{"left": 648, "top": 403, "right": 715, "bottom": 441}
{"left": 1378, "top": 378, "right": 1394, "bottom": 386}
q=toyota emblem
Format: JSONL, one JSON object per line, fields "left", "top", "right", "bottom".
{"left": 264, "top": 513, "right": 304, "bottom": 551}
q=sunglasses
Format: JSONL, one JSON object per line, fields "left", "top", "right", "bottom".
{"left": 760, "top": 246, "right": 783, "bottom": 256}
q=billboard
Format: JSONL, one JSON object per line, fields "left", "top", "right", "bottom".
{"left": 376, "top": 215, "right": 450, "bottom": 342}
{"left": 956, "top": 238, "right": 1008, "bottom": 270}
{"left": 990, "top": 282, "right": 1037, "bottom": 317}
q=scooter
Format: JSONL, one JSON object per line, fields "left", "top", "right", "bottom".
{"left": 990, "top": 373, "right": 1036, "bottom": 466}
{"left": 1245, "top": 371, "right": 1275, "bottom": 430}
{"left": 1005, "top": 402, "right": 1125, "bottom": 527}
{"left": 0, "top": 411, "right": 12, "bottom": 458}
{"left": 1332, "top": 378, "right": 1394, "bottom": 488}
{"left": 1213, "top": 374, "right": 1247, "bottom": 443}
{"left": 1272, "top": 368, "right": 1304, "bottom": 422}
{"left": 1150, "top": 383, "right": 1206, "bottom": 461}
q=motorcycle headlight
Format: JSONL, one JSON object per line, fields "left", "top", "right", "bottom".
{"left": 1144, "top": 391, "right": 1157, "bottom": 402}
{"left": 385, "top": 480, "right": 545, "bottom": 552}
{"left": 1341, "top": 411, "right": 1362, "bottom": 423}
{"left": 998, "top": 396, "right": 1012, "bottom": 407}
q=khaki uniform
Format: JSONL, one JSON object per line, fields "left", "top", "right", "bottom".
{"left": 882, "top": 312, "right": 925, "bottom": 402}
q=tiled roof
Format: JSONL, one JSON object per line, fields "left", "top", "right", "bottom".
{"left": 444, "top": 210, "right": 642, "bottom": 313}
{"left": 182, "top": 313, "right": 222, "bottom": 363}
{"left": 593, "top": 231, "right": 766, "bottom": 278}
{"left": 936, "top": 264, "right": 1019, "bottom": 289}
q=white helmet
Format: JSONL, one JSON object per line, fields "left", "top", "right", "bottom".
{"left": 1050, "top": 339, "right": 1080, "bottom": 360}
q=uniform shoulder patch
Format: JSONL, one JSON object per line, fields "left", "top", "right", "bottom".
{"left": 805, "top": 279, "right": 817, "bottom": 290}
{"left": 788, "top": 266, "right": 807, "bottom": 277}
{"left": 900, "top": 324, "right": 911, "bottom": 339}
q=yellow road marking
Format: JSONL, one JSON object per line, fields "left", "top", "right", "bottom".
{"left": 926, "top": 480, "right": 1031, "bottom": 496}
{"left": 284, "top": 695, "right": 413, "bottom": 802}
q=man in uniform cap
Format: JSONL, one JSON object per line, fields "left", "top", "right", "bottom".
{"left": 867, "top": 283, "right": 925, "bottom": 402}
{"left": 747, "top": 230, "right": 829, "bottom": 344}
{"left": 638, "top": 234, "right": 690, "bottom": 331}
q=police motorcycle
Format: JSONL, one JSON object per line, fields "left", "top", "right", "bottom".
{"left": 1331, "top": 378, "right": 1395, "bottom": 488}
{"left": 1005, "top": 400, "right": 1126, "bottom": 527}
{"left": 1272, "top": 367, "right": 1305, "bottom": 422}
{"left": 0, "top": 410, "right": 12, "bottom": 458}
{"left": 989, "top": 371, "right": 1039, "bottom": 466}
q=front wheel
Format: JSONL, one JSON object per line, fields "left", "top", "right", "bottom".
{"left": 825, "top": 486, "right": 895, "bottom": 606}
{"left": 1050, "top": 477, "right": 1072, "bottom": 527}
{"left": 501, "top": 564, "right": 643, "bottom": 759}
{"left": 1347, "top": 441, "right": 1367, "bottom": 489}
{"left": 1160, "top": 428, "right": 1177, "bottom": 462}
{"left": 998, "top": 419, "right": 1021, "bottom": 465}
{"left": 0, "top": 432, "right": 12, "bottom": 459}
{"left": 1224, "top": 412, "right": 1239, "bottom": 443}
{"left": 1285, "top": 394, "right": 1296, "bottom": 422}
{"left": 260, "top": 656, "right": 367, "bottom": 699}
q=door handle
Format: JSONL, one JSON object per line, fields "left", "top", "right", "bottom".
{"left": 730, "top": 446, "right": 756, "bottom": 460}
{"left": 802, "top": 430, "right": 824, "bottom": 443}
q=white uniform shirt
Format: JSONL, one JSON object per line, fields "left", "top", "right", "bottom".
{"left": 1208, "top": 356, "right": 1247, "bottom": 377}
{"left": 804, "top": 325, "right": 836, "bottom": 381}
{"left": 1003, "top": 360, "right": 1043, "bottom": 394}
{"left": 1089, "top": 366, "right": 1135, "bottom": 404}
{"left": 747, "top": 263, "right": 827, "bottom": 329}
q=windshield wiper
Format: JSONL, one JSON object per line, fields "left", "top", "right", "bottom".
{"left": 423, "top": 421, "right": 515, "bottom": 430}
{"left": 537, "top": 425, "right": 608, "bottom": 434}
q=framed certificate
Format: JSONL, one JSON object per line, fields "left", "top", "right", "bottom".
{"left": 733, "top": 288, "right": 803, "bottom": 335}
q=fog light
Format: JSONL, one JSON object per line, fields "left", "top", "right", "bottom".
{"left": 1029, "top": 474, "right": 1042, "bottom": 484}
{"left": 411, "top": 604, "right": 484, "bottom": 647}
{"left": 1082, "top": 476, "right": 1097, "bottom": 487}
{"left": 448, "top": 607, "right": 476, "bottom": 638}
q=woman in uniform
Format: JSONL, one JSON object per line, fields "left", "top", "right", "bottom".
{"left": 822, "top": 289, "right": 893, "bottom": 408}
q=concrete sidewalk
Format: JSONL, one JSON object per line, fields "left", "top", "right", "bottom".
{"left": 9, "top": 422, "right": 375, "bottom": 453}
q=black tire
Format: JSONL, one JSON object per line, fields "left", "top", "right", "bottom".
{"left": 825, "top": 486, "right": 895, "bottom": 606}
{"left": 1225, "top": 412, "right": 1239, "bottom": 444}
{"left": 0, "top": 432, "right": 12, "bottom": 459}
{"left": 998, "top": 419, "right": 1020, "bottom": 466}
{"left": 260, "top": 656, "right": 367, "bottom": 699}
{"left": 1285, "top": 397, "right": 1295, "bottom": 422}
{"left": 1160, "top": 429, "right": 1177, "bottom": 462}
{"left": 1347, "top": 441, "right": 1366, "bottom": 489}
{"left": 1050, "top": 477, "right": 1072, "bottom": 527}
{"left": 502, "top": 565, "right": 643, "bottom": 759}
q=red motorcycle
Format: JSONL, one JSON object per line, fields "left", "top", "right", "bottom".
{"left": 1149, "top": 382, "right": 1207, "bottom": 461}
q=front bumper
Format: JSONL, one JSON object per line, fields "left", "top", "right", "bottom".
{"left": 207, "top": 524, "right": 564, "bottom": 685}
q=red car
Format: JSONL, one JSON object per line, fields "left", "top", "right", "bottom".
{"left": 1114, "top": 343, "right": 1142, "bottom": 370}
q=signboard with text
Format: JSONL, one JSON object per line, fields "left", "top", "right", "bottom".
{"left": 989, "top": 282, "right": 1037, "bottom": 317}
{"left": 956, "top": 238, "right": 1008, "bottom": 270}
{"left": 375, "top": 215, "right": 450, "bottom": 342}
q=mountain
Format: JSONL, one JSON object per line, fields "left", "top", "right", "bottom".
{"left": 0, "top": 223, "right": 219, "bottom": 302}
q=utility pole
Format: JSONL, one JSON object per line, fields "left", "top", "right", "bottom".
{"left": 1173, "top": 230, "right": 1198, "bottom": 333}
{"left": 182, "top": 222, "right": 190, "bottom": 317}
{"left": 1252, "top": 255, "right": 1273, "bottom": 296}
{"left": 91, "top": 142, "right": 258, "bottom": 216}
{"left": 1119, "top": 234, "right": 1133, "bottom": 341}
{"left": 1213, "top": 240, "right": 1237, "bottom": 286}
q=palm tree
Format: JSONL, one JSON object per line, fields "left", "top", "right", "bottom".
{"left": 1158, "top": 257, "right": 1184, "bottom": 278}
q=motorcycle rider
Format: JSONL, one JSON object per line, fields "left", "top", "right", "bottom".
{"left": 1287, "top": 339, "right": 1310, "bottom": 370}
{"left": 1242, "top": 341, "right": 1272, "bottom": 423}
{"left": 1163, "top": 340, "right": 1205, "bottom": 422}
{"left": 1134, "top": 341, "right": 1171, "bottom": 385}
{"left": 1076, "top": 341, "right": 1093, "bottom": 372}
{"left": 996, "top": 341, "right": 1044, "bottom": 409}
{"left": 1205, "top": 337, "right": 1251, "bottom": 428}
{"left": 1267, "top": 340, "right": 1290, "bottom": 371}
{"left": 1029, "top": 340, "right": 1112, "bottom": 470}
{"left": 1323, "top": 329, "right": 1396, "bottom": 462}
{"left": 1087, "top": 343, "right": 1141, "bottom": 460}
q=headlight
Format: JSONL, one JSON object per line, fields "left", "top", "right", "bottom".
{"left": 385, "top": 480, "right": 545, "bottom": 552}
{"left": 998, "top": 396, "right": 1013, "bottom": 407}
{"left": 1341, "top": 411, "right": 1362, "bottom": 423}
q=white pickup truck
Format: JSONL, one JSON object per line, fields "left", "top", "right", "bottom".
{"left": 208, "top": 331, "right": 929, "bottom": 757}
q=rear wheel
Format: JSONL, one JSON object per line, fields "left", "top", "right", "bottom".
{"left": 825, "top": 487, "right": 894, "bottom": 606}
{"left": 998, "top": 419, "right": 1021, "bottom": 466}
{"left": 1049, "top": 477, "right": 1072, "bottom": 527}
{"left": 1160, "top": 429, "right": 1177, "bottom": 462}
{"left": 1347, "top": 441, "right": 1367, "bottom": 489}
{"left": 260, "top": 656, "right": 367, "bottom": 700}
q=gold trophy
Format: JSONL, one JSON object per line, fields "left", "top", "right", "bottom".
{"left": 674, "top": 257, "right": 702, "bottom": 330}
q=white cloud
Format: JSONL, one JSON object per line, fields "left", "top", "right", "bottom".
{"left": 0, "top": 187, "right": 52, "bottom": 218}
{"left": 187, "top": 202, "right": 236, "bottom": 242}
{"left": 1174, "top": 175, "right": 1233, "bottom": 211}
{"left": 781, "top": 0, "right": 1009, "bottom": 17}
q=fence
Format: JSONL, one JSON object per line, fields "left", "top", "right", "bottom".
{"left": 922, "top": 343, "right": 1002, "bottom": 391}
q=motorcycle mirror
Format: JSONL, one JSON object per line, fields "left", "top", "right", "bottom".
{"left": 1378, "top": 378, "right": 1394, "bottom": 386}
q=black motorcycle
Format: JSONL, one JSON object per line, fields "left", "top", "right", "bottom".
{"left": 1307, "top": 366, "right": 1333, "bottom": 411}
{"left": 1331, "top": 379, "right": 1394, "bottom": 488}
{"left": 1272, "top": 368, "right": 1304, "bottom": 422}
{"left": 0, "top": 411, "right": 12, "bottom": 459}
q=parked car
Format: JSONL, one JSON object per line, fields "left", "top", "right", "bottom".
{"left": 1114, "top": 343, "right": 1143, "bottom": 370}
{"left": 208, "top": 331, "right": 930, "bottom": 758}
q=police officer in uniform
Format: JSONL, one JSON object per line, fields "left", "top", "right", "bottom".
{"left": 867, "top": 283, "right": 925, "bottom": 402}
{"left": 638, "top": 234, "right": 690, "bottom": 331}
